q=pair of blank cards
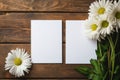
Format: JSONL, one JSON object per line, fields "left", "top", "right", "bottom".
{"left": 31, "top": 20, "right": 96, "bottom": 64}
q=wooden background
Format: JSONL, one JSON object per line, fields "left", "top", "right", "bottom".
{"left": 0, "top": 0, "right": 95, "bottom": 79}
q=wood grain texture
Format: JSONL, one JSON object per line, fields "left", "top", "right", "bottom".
{"left": 0, "top": 13, "right": 87, "bottom": 43}
{"left": 0, "top": 44, "right": 90, "bottom": 79}
{"left": 0, "top": 0, "right": 93, "bottom": 79}
{"left": 0, "top": 0, "right": 94, "bottom": 12}
{"left": 0, "top": 13, "right": 89, "bottom": 79}
{"left": 0, "top": 13, "right": 88, "bottom": 19}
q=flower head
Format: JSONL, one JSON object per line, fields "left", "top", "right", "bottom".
{"left": 85, "top": 17, "right": 101, "bottom": 41}
{"left": 5, "top": 48, "right": 32, "bottom": 77}
{"left": 112, "top": 1, "right": 120, "bottom": 28}
{"left": 99, "top": 15, "right": 116, "bottom": 36}
{"left": 89, "top": 0, "right": 113, "bottom": 17}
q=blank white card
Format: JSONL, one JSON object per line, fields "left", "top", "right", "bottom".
{"left": 66, "top": 20, "right": 97, "bottom": 64}
{"left": 31, "top": 20, "right": 62, "bottom": 63}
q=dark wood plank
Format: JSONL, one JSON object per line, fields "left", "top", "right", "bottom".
{"left": 0, "top": 0, "right": 94, "bottom": 12}
{"left": 0, "top": 44, "right": 89, "bottom": 79}
{"left": 0, "top": 28, "right": 30, "bottom": 43}
{"left": 0, "top": 13, "right": 88, "bottom": 43}
{"left": 0, "top": 13, "right": 88, "bottom": 19}
{"left": 0, "top": 0, "right": 94, "bottom": 79}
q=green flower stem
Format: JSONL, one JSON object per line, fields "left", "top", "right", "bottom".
{"left": 107, "top": 48, "right": 111, "bottom": 79}
{"left": 115, "top": 32, "right": 119, "bottom": 48}
{"left": 107, "top": 36, "right": 115, "bottom": 80}
{"left": 98, "top": 42, "right": 102, "bottom": 57}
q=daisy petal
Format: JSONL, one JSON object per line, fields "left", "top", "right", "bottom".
{"left": 5, "top": 48, "right": 32, "bottom": 77}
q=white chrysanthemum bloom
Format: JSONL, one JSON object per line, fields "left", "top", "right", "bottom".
{"left": 99, "top": 15, "right": 116, "bottom": 36}
{"left": 89, "top": 0, "right": 113, "bottom": 17}
{"left": 85, "top": 17, "right": 101, "bottom": 41}
{"left": 5, "top": 48, "right": 32, "bottom": 77}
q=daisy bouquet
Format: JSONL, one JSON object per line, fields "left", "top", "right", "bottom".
{"left": 76, "top": 0, "right": 120, "bottom": 80}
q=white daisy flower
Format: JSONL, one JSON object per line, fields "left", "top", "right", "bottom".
{"left": 85, "top": 17, "right": 101, "bottom": 41}
{"left": 5, "top": 48, "right": 32, "bottom": 77}
{"left": 89, "top": 0, "right": 113, "bottom": 17}
{"left": 112, "top": 0, "right": 120, "bottom": 29}
{"left": 99, "top": 15, "right": 116, "bottom": 36}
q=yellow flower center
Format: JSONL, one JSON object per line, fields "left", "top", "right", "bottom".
{"left": 101, "top": 20, "right": 109, "bottom": 28}
{"left": 115, "top": 12, "right": 120, "bottom": 19}
{"left": 98, "top": 7, "right": 105, "bottom": 14}
{"left": 91, "top": 24, "right": 97, "bottom": 31}
{"left": 14, "top": 58, "right": 22, "bottom": 66}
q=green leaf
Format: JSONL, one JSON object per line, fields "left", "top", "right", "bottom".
{"left": 101, "top": 42, "right": 109, "bottom": 51}
{"left": 92, "top": 74, "right": 102, "bottom": 80}
{"left": 96, "top": 42, "right": 102, "bottom": 58}
{"left": 100, "top": 52, "right": 107, "bottom": 62}
{"left": 75, "top": 66, "right": 92, "bottom": 76}
{"left": 114, "top": 66, "right": 119, "bottom": 74}
{"left": 90, "top": 59, "right": 100, "bottom": 73}
{"left": 88, "top": 73, "right": 94, "bottom": 79}
{"left": 96, "top": 41, "right": 108, "bottom": 59}
{"left": 96, "top": 49, "right": 101, "bottom": 59}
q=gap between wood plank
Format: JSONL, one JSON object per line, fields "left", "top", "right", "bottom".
{"left": 0, "top": 11, "right": 87, "bottom": 15}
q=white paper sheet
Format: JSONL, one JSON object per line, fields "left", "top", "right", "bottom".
{"left": 66, "top": 20, "right": 97, "bottom": 64}
{"left": 31, "top": 20, "right": 62, "bottom": 63}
